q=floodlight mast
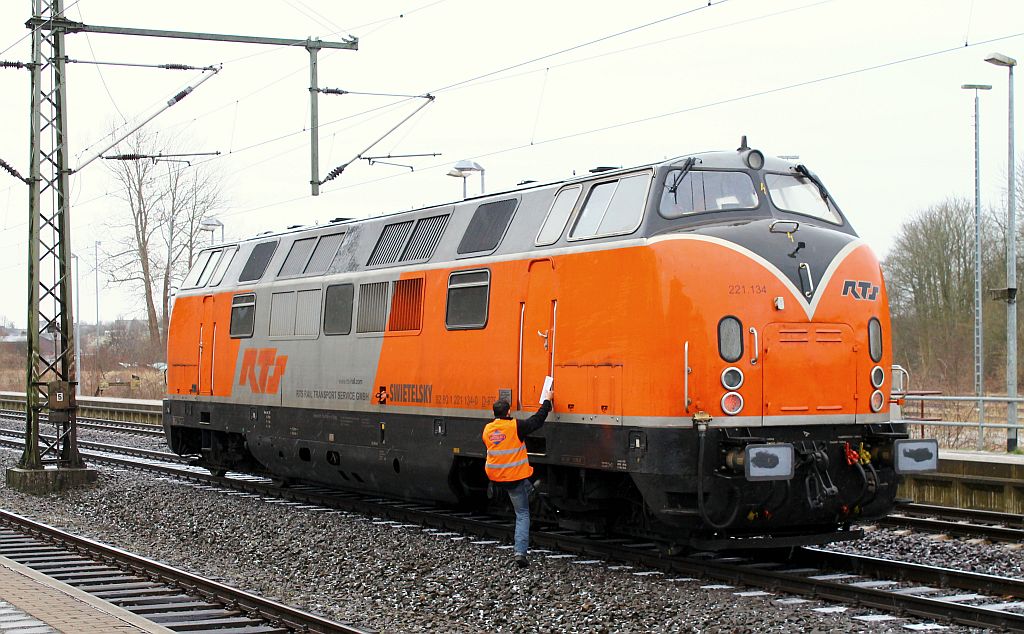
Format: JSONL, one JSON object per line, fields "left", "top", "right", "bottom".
{"left": 984, "top": 52, "right": 1017, "bottom": 451}
{"left": 962, "top": 83, "right": 992, "bottom": 447}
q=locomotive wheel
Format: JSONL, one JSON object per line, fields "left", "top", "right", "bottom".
{"left": 208, "top": 468, "right": 227, "bottom": 478}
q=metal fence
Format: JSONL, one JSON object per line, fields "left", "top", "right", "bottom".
{"left": 896, "top": 393, "right": 1024, "bottom": 452}
{"left": 890, "top": 364, "right": 1021, "bottom": 452}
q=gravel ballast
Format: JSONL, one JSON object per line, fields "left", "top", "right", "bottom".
{"left": 0, "top": 445, "right": 1003, "bottom": 633}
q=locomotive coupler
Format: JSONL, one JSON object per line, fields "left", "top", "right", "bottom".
{"left": 800, "top": 444, "right": 838, "bottom": 509}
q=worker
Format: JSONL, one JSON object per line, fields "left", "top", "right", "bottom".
{"left": 482, "top": 386, "right": 554, "bottom": 568}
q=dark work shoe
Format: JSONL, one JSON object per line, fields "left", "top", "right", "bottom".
{"left": 514, "top": 555, "right": 529, "bottom": 569}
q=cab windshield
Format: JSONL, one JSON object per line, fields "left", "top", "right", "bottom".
{"left": 765, "top": 173, "right": 842, "bottom": 224}
{"left": 658, "top": 169, "right": 758, "bottom": 219}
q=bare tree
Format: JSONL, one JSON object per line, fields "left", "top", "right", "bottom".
{"left": 155, "top": 159, "right": 223, "bottom": 336}
{"left": 104, "top": 131, "right": 163, "bottom": 348}
{"left": 103, "top": 129, "right": 224, "bottom": 352}
{"left": 884, "top": 196, "right": 1008, "bottom": 391}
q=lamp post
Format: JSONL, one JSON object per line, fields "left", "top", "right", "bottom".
{"left": 71, "top": 253, "right": 81, "bottom": 397}
{"left": 94, "top": 240, "right": 100, "bottom": 384}
{"left": 199, "top": 218, "right": 225, "bottom": 244}
{"left": 447, "top": 160, "right": 485, "bottom": 199}
{"left": 986, "top": 52, "right": 1017, "bottom": 451}
{"left": 446, "top": 168, "right": 469, "bottom": 199}
{"left": 964, "top": 83, "right": 993, "bottom": 448}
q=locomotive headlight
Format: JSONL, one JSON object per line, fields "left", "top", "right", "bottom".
{"left": 744, "top": 149, "right": 765, "bottom": 170}
{"left": 721, "top": 367, "right": 744, "bottom": 390}
{"left": 871, "top": 366, "right": 885, "bottom": 389}
{"left": 721, "top": 391, "right": 744, "bottom": 416}
{"left": 870, "top": 389, "right": 885, "bottom": 412}
{"left": 744, "top": 443, "right": 795, "bottom": 481}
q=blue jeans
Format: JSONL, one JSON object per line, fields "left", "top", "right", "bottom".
{"left": 506, "top": 479, "right": 533, "bottom": 556}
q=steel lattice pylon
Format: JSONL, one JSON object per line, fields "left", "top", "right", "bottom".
{"left": 19, "top": 0, "right": 85, "bottom": 471}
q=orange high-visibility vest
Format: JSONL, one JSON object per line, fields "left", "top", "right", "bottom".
{"left": 482, "top": 418, "right": 533, "bottom": 482}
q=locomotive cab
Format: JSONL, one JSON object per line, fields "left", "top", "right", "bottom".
{"left": 606, "top": 146, "right": 937, "bottom": 547}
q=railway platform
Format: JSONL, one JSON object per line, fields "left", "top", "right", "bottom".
{"left": 0, "top": 555, "right": 172, "bottom": 633}
{"left": 899, "top": 449, "right": 1024, "bottom": 514}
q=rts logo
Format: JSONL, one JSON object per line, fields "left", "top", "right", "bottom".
{"left": 841, "top": 280, "right": 880, "bottom": 301}
{"left": 239, "top": 348, "right": 288, "bottom": 394}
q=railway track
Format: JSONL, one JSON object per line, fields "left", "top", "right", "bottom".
{"left": 0, "top": 509, "right": 368, "bottom": 633}
{"left": 7, "top": 408, "right": 1020, "bottom": 544}
{"left": 0, "top": 408, "right": 164, "bottom": 437}
{"left": 880, "top": 502, "right": 1024, "bottom": 543}
{"left": 2, "top": 432, "right": 1023, "bottom": 630}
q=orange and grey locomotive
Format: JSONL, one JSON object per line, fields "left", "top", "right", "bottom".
{"left": 163, "top": 142, "right": 936, "bottom": 549}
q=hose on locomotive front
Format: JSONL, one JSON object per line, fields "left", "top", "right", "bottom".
{"left": 696, "top": 425, "right": 740, "bottom": 530}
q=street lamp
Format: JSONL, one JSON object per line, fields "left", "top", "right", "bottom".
{"left": 985, "top": 52, "right": 1017, "bottom": 451}
{"left": 446, "top": 160, "right": 485, "bottom": 199}
{"left": 963, "top": 83, "right": 992, "bottom": 448}
{"left": 447, "top": 168, "right": 469, "bottom": 199}
{"left": 199, "top": 218, "right": 225, "bottom": 244}
{"left": 94, "top": 241, "right": 100, "bottom": 383}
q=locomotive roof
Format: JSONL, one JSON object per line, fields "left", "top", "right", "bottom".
{"left": 227, "top": 148, "right": 792, "bottom": 246}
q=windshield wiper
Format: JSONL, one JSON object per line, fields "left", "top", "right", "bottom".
{"left": 667, "top": 157, "right": 696, "bottom": 204}
{"left": 795, "top": 164, "right": 830, "bottom": 202}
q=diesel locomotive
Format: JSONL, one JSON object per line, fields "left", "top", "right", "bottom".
{"left": 163, "top": 141, "right": 935, "bottom": 549}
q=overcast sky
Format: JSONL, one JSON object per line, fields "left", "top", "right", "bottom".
{"left": 0, "top": 0, "right": 1021, "bottom": 329}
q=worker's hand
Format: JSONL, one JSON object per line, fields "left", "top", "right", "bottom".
{"left": 541, "top": 387, "right": 554, "bottom": 404}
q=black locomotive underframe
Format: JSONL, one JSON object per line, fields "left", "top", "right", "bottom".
{"left": 163, "top": 399, "right": 906, "bottom": 548}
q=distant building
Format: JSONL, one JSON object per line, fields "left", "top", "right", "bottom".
{"left": 0, "top": 329, "right": 59, "bottom": 358}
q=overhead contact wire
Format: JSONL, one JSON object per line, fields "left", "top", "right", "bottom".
{"left": 210, "top": 29, "right": 1024, "bottom": 220}
{"left": 161, "top": 0, "right": 738, "bottom": 175}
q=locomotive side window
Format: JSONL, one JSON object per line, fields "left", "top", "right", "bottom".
{"left": 868, "top": 317, "right": 883, "bottom": 362}
{"left": 357, "top": 282, "right": 390, "bottom": 333}
{"left": 238, "top": 240, "right": 279, "bottom": 282}
{"left": 324, "top": 284, "right": 354, "bottom": 335}
{"left": 270, "top": 292, "right": 297, "bottom": 337}
{"left": 536, "top": 186, "right": 581, "bottom": 246}
{"left": 446, "top": 270, "right": 490, "bottom": 329}
{"left": 659, "top": 170, "right": 758, "bottom": 218}
{"left": 181, "top": 250, "right": 215, "bottom": 289}
{"left": 278, "top": 237, "right": 317, "bottom": 277}
{"left": 229, "top": 294, "right": 256, "bottom": 338}
{"left": 305, "top": 232, "right": 345, "bottom": 275}
{"left": 765, "top": 173, "right": 842, "bottom": 224}
{"left": 209, "top": 246, "right": 238, "bottom": 286}
{"left": 718, "top": 316, "right": 743, "bottom": 362}
{"left": 457, "top": 199, "right": 518, "bottom": 255}
{"left": 569, "top": 173, "right": 651, "bottom": 240}
{"left": 279, "top": 232, "right": 346, "bottom": 277}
